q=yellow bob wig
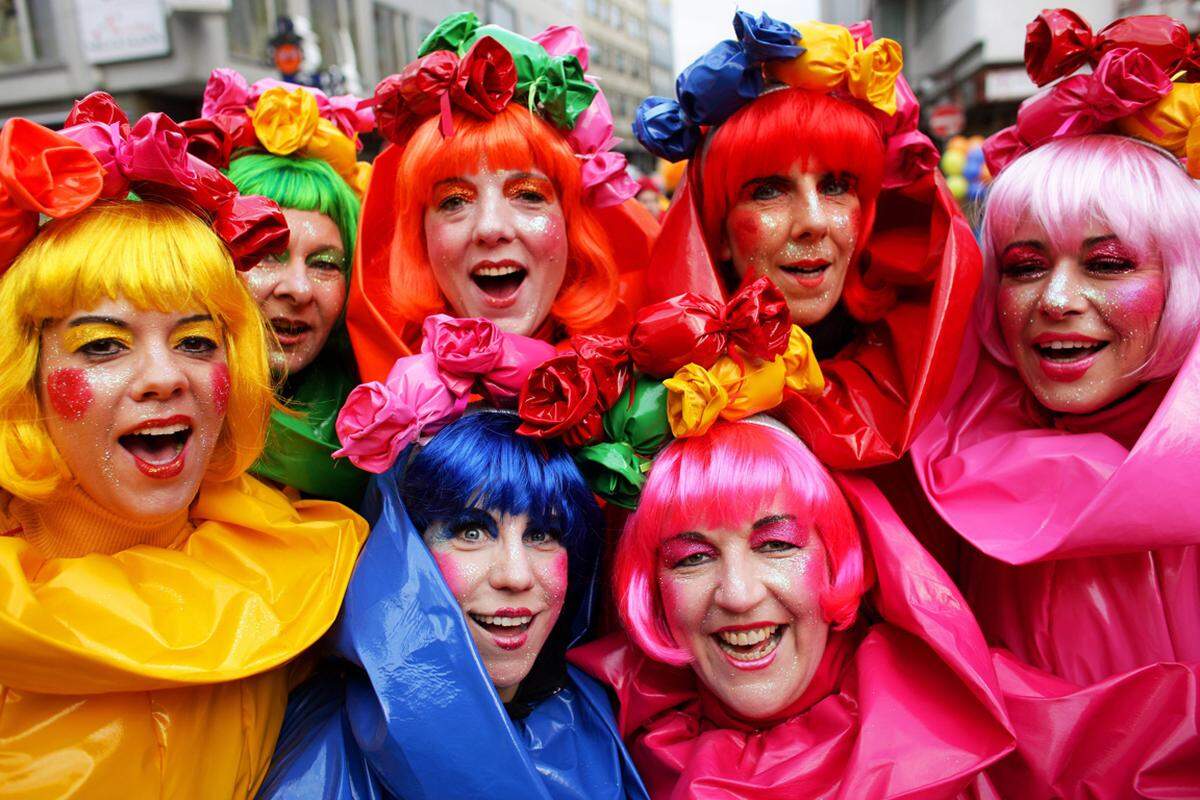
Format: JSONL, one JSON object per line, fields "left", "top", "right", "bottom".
{"left": 0, "top": 200, "right": 274, "bottom": 501}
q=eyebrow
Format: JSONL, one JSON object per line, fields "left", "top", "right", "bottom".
{"left": 1000, "top": 240, "right": 1045, "bottom": 254}
{"left": 752, "top": 514, "right": 795, "bottom": 529}
{"left": 1082, "top": 235, "right": 1118, "bottom": 247}
{"left": 67, "top": 315, "right": 127, "bottom": 328}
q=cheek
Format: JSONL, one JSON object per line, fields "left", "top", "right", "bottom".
{"left": 534, "top": 550, "right": 569, "bottom": 608}
{"left": 518, "top": 212, "right": 567, "bottom": 267}
{"left": 433, "top": 551, "right": 473, "bottom": 599}
{"left": 828, "top": 203, "right": 860, "bottom": 255}
{"left": 240, "top": 268, "right": 274, "bottom": 303}
{"left": 424, "top": 214, "right": 468, "bottom": 273}
{"left": 657, "top": 571, "right": 709, "bottom": 637}
{"left": 1097, "top": 279, "right": 1165, "bottom": 340}
{"left": 997, "top": 284, "right": 1037, "bottom": 343}
{"left": 313, "top": 278, "right": 348, "bottom": 324}
{"left": 210, "top": 364, "right": 230, "bottom": 416}
{"left": 728, "top": 207, "right": 787, "bottom": 260}
{"left": 45, "top": 368, "right": 94, "bottom": 421}
{"left": 775, "top": 556, "right": 826, "bottom": 617}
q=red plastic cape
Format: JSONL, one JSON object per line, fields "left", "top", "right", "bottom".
{"left": 645, "top": 159, "right": 980, "bottom": 470}
{"left": 909, "top": 328, "right": 1200, "bottom": 797}
{"left": 347, "top": 142, "right": 658, "bottom": 383}
{"left": 570, "top": 474, "right": 1014, "bottom": 799}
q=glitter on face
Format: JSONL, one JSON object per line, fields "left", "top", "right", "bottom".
{"left": 239, "top": 208, "right": 347, "bottom": 377}
{"left": 722, "top": 161, "right": 861, "bottom": 326}
{"left": 996, "top": 222, "right": 1166, "bottom": 414}
{"left": 211, "top": 363, "right": 230, "bottom": 416}
{"left": 656, "top": 504, "right": 831, "bottom": 722}
{"left": 38, "top": 297, "right": 230, "bottom": 524}
{"left": 423, "top": 169, "right": 568, "bottom": 337}
{"left": 46, "top": 368, "right": 93, "bottom": 421}
{"left": 423, "top": 509, "right": 568, "bottom": 703}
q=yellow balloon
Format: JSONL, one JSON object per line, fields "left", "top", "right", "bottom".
{"left": 946, "top": 174, "right": 969, "bottom": 200}
{"left": 940, "top": 149, "right": 966, "bottom": 176}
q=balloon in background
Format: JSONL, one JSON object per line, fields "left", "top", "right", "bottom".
{"left": 946, "top": 174, "right": 969, "bottom": 200}
{"left": 963, "top": 147, "right": 984, "bottom": 182}
{"left": 947, "top": 135, "right": 968, "bottom": 153}
{"left": 940, "top": 148, "right": 966, "bottom": 177}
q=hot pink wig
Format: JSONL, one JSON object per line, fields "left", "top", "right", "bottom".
{"left": 614, "top": 420, "right": 867, "bottom": 666}
{"left": 979, "top": 134, "right": 1200, "bottom": 380}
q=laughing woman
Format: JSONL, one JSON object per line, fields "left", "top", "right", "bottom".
{"left": 0, "top": 104, "right": 365, "bottom": 799}
{"left": 346, "top": 14, "right": 656, "bottom": 382}
{"left": 191, "top": 70, "right": 374, "bottom": 503}
{"left": 258, "top": 317, "right": 646, "bottom": 799}
{"left": 636, "top": 13, "right": 978, "bottom": 468}
{"left": 911, "top": 10, "right": 1200, "bottom": 795}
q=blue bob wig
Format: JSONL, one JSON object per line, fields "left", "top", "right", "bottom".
{"left": 400, "top": 411, "right": 601, "bottom": 564}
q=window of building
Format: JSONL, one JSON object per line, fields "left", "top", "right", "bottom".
{"left": 487, "top": 0, "right": 517, "bottom": 31}
{"left": 311, "top": 0, "right": 361, "bottom": 73}
{"left": 373, "top": 4, "right": 408, "bottom": 80}
{"left": 228, "top": 0, "right": 278, "bottom": 64}
{"left": 0, "top": 0, "right": 56, "bottom": 69}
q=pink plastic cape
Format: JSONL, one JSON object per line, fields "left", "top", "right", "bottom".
{"left": 570, "top": 474, "right": 1014, "bottom": 799}
{"left": 909, "top": 327, "right": 1200, "bottom": 797}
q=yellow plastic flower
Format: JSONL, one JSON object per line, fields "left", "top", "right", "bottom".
{"left": 847, "top": 38, "right": 902, "bottom": 115}
{"left": 1117, "top": 82, "right": 1200, "bottom": 178}
{"left": 711, "top": 353, "right": 786, "bottom": 421}
{"left": 350, "top": 161, "right": 373, "bottom": 197}
{"left": 251, "top": 87, "right": 320, "bottom": 156}
{"left": 664, "top": 363, "right": 729, "bottom": 438}
{"left": 781, "top": 325, "right": 825, "bottom": 397}
{"left": 767, "top": 21, "right": 854, "bottom": 92}
{"left": 302, "top": 117, "right": 358, "bottom": 182}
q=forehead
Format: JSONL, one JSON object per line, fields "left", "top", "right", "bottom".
{"left": 51, "top": 297, "right": 208, "bottom": 330}
{"left": 281, "top": 208, "right": 342, "bottom": 246}
{"left": 437, "top": 169, "right": 550, "bottom": 186}
{"left": 1008, "top": 217, "right": 1114, "bottom": 248}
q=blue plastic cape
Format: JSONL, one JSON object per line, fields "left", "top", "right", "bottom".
{"left": 257, "top": 468, "right": 648, "bottom": 800}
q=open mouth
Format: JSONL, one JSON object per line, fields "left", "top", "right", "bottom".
{"left": 779, "top": 261, "right": 830, "bottom": 285}
{"left": 270, "top": 317, "right": 311, "bottom": 346}
{"left": 118, "top": 420, "right": 192, "bottom": 479}
{"left": 1034, "top": 340, "right": 1108, "bottom": 362}
{"left": 469, "top": 611, "right": 535, "bottom": 650}
{"left": 713, "top": 624, "right": 785, "bottom": 665}
{"left": 470, "top": 263, "right": 527, "bottom": 300}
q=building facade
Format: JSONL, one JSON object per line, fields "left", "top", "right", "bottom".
{"left": 0, "top": 0, "right": 669, "bottom": 169}
{"left": 818, "top": 0, "right": 1195, "bottom": 137}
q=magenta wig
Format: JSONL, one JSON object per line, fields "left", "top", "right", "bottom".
{"left": 979, "top": 134, "right": 1200, "bottom": 380}
{"left": 613, "top": 420, "right": 867, "bottom": 666}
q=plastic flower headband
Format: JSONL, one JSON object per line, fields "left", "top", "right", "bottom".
{"left": 189, "top": 69, "right": 375, "bottom": 196}
{"left": 366, "top": 13, "right": 637, "bottom": 208}
{"left": 984, "top": 9, "right": 1200, "bottom": 177}
{"left": 332, "top": 314, "right": 557, "bottom": 473}
{"left": 0, "top": 92, "right": 288, "bottom": 274}
{"left": 516, "top": 278, "right": 825, "bottom": 507}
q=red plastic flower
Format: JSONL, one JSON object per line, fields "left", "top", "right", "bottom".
{"left": 518, "top": 352, "right": 603, "bottom": 445}
{"left": 181, "top": 117, "right": 235, "bottom": 170}
{"left": 214, "top": 194, "right": 289, "bottom": 271}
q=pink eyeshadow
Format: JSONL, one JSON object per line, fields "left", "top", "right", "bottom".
{"left": 659, "top": 536, "right": 714, "bottom": 567}
{"left": 749, "top": 518, "right": 809, "bottom": 549}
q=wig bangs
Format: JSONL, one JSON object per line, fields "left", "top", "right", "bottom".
{"left": 401, "top": 411, "right": 600, "bottom": 558}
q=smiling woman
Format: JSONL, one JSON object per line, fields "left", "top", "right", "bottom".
{"left": 570, "top": 419, "right": 1013, "bottom": 798}
{"left": 346, "top": 13, "right": 657, "bottom": 383}
{"left": 0, "top": 107, "right": 366, "bottom": 800}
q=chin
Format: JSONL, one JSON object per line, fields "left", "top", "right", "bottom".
{"left": 713, "top": 685, "right": 794, "bottom": 722}
{"left": 786, "top": 296, "right": 839, "bottom": 328}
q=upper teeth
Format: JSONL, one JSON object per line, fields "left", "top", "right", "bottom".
{"left": 1043, "top": 341, "right": 1096, "bottom": 350}
{"left": 717, "top": 625, "right": 778, "bottom": 647}
{"left": 474, "top": 265, "right": 521, "bottom": 277}
{"left": 475, "top": 614, "right": 531, "bottom": 627}
{"left": 136, "top": 423, "right": 189, "bottom": 436}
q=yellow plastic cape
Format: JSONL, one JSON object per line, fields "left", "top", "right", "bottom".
{"left": 0, "top": 474, "right": 368, "bottom": 799}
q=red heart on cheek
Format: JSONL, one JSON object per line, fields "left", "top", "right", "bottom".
{"left": 212, "top": 363, "right": 230, "bottom": 416}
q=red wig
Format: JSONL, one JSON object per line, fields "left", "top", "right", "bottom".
{"left": 614, "top": 420, "right": 868, "bottom": 666}
{"left": 698, "top": 88, "right": 893, "bottom": 321}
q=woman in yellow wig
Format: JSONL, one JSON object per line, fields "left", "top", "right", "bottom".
{"left": 0, "top": 95, "right": 367, "bottom": 799}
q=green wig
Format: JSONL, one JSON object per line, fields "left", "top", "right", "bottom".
{"left": 226, "top": 152, "right": 360, "bottom": 263}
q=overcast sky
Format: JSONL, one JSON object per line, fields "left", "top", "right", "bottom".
{"left": 671, "top": 0, "right": 821, "bottom": 73}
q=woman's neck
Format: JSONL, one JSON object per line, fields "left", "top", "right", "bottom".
{"left": 10, "top": 482, "right": 191, "bottom": 559}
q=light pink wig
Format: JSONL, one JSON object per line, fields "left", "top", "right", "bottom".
{"left": 613, "top": 421, "right": 867, "bottom": 666}
{"left": 979, "top": 134, "right": 1200, "bottom": 380}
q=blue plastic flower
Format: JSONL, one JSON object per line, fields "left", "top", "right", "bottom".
{"left": 733, "top": 11, "right": 803, "bottom": 63}
{"left": 633, "top": 96, "right": 700, "bottom": 162}
{"left": 675, "top": 39, "right": 763, "bottom": 126}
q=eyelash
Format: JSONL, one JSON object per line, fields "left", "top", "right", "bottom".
{"left": 748, "top": 172, "right": 856, "bottom": 201}
{"left": 76, "top": 337, "right": 130, "bottom": 358}
{"left": 437, "top": 190, "right": 473, "bottom": 212}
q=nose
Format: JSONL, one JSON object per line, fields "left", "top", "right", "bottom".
{"left": 713, "top": 550, "right": 769, "bottom": 614}
{"left": 789, "top": 180, "right": 830, "bottom": 241}
{"left": 1038, "top": 260, "right": 1089, "bottom": 319}
{"left": 472, "top": 186, "right": 516, "bottom": 247}
{"left": 130, "top": 342, "right": 187, "bottom": 402}
{"left": 488, "top": 538, "right": 535, "bottom": 593}
{"left": 272, "top": 258, "right": 313, "bottom": 306}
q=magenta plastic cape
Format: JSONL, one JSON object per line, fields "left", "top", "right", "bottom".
{"left": 910, "top": 328, "right": 1200, "bottom": 797}
{"left": 570, "top": 474, "right": 1014, "bottom": 799}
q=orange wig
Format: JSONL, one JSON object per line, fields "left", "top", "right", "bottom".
{"left": 348, "top": 104, "right": 649, "bottom": 382}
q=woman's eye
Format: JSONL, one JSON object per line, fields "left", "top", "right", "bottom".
{"left": 455, "top": 525, "right": 487, "bottom": 543}
{"left": 755, "top": 539, "right": 797, "bottom": 554}
{"left": 438, "top": 195, "right": 469, "bottom": 212}
{"left": 819, "top": 173, "right": 855, "bottom": 196}
{"left": 309, "top": 258, "right": 344, "bottom": 274}
{"left": 78, "top": 338, "right": 128, "bottom": 357}
{"left": 177, "top": 336, "right": 218, "bottom": 355}
{"left": 1000, "top": 259, "right": 1048, "bottom": 279}
{"left": 525, "top": 529, "right": 561, "bottom": 546}
{"left": 1086, "top": 258, "right": 1135, "bottom": 274}
{"left": 672, "top": 552, "right": 712, "bottom": 569}
{"left": 750, "top": 181, "right": 784, "bottom": 201}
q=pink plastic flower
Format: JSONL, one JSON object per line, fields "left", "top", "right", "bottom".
{"left": 201, "top": 68, "right": 251, "bottom": 118}
{"left": 333, "top": 381, "right": 419, "bottom": 473}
